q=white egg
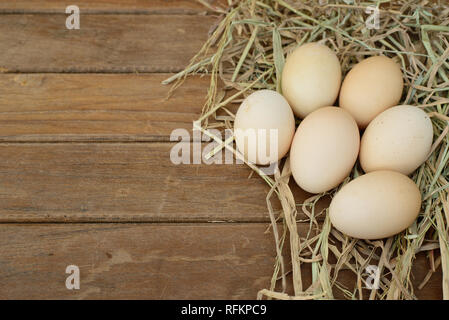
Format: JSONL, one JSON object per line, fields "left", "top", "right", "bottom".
{"left": 329, "top": 170, "right": 421, "bottom": 239}
{"left": 290, "top": 107, "right": 360, "bottom": 193}
{"left": 281, "top": 42, "right": 342, "bottom": 118}
{"left": 234, "top": 90, "right": 295, "bottom": 165}
{"left": 360, "top": 105, "right": 433, "bottom": 175}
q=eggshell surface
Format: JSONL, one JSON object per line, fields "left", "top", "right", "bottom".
{"left": 290, "top": 107, "right": 360, "bottom": 193}
{"left": 339, "top": 56, "right": 404, "bottom": 128}
{"left": 329, "top": 171, "right": 421, "bottom": 239}
{"left": 234, "top": 90, "right": 295, "bottom": 165}
{"left": 360, "top": 105, "right": 433, "bottom": 175}
{"left": 281, "top": 42, "right": 341, "bottom": 118}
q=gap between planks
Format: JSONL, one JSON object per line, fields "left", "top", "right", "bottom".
{"left": 0, "top": 73, "right": 323, "bottom": 223}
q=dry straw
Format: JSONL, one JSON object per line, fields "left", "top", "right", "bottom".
{"left": 164, "top": 0, "right": 449, "bottom": 300}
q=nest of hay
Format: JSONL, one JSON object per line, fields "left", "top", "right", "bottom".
{"left": 164, "top": 0, "right": 449, "bottom": 300}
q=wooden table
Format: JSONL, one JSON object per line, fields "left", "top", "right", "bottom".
{"left": 0, "top": 0, "right": 442, "bottom": 299}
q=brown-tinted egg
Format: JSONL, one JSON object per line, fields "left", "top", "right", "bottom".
{"left": 339, "top": 56, "right": 404, "bottom": 128}
{"left": 329, "top": 171, "right": 421, "bottom": 239}
{"left": 290, "top": 107, "right": 360, "bottom": 193}
{"left": 360, "top": 105, "right": 433, "bottom": 175}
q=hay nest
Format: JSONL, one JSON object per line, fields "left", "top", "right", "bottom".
{"left": 164, "top": 0, "right": 449, "bottom": 300}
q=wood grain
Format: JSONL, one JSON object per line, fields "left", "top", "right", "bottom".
{"left": 0, "top": 14, "right": 216, "bottom": 73}
{"left": 0, "top": 0, "right": 226, "bottom": 14}
{"left": 0, "top": 74, "right": 209, "bottom": 141}
{"left": 0, "top": 1, "right": 441, "bottom": 301}
{"left": 0, "top": 223, "right": 441, "bottom": 299}
{"left": 0, "top": 223, "right": 276, "bottom": 299}
{"left": 0, "top": 143, "right": 311, "bottom": 222}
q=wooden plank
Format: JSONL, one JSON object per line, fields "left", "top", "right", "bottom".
{"left": 0, "top": 143, "right": 316, "bottom": 222}
{"left": 0, "top": 223, "right": 275, "bottom": 299}
{"left": 0, "top": 14, "right": 215, "bottom": 73}
{"left": 0, "top": 74, "right": 208, "bottom": 142}
{"left": 0, "top": 223, "right": 442, "bottom": 299}
{"left": 0, "top": 0, "right": 225, "bottom": 14}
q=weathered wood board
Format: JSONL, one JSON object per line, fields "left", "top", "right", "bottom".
{"left": 0, "top": 0, "right": 226, "bottom": 14}
{"left": 0, "top": 14, "right": 216, "bottom": 73}
{"left": 0, "top": 223, "right": 442, "bottom": 299}
{"left": 0, "top": 143, "right": 297, "bottom": 222}
{"left": 0, "top": 0, "right": 443, "bottom": 300}
{"left": 0, "top": 74, "right": 208, "bottom": 141}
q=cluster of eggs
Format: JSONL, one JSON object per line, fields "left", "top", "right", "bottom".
{"left": 234, "top": 42, "right": 433, "bottom": 240}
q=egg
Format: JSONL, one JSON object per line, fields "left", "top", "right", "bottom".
{"left": 281, "top": 42, "right": 341, "bottom": 118}
{"left": 360, "top": 105, "right": 433, "bottom": 175}
{"left": 339, "top": 56, "right": 404, "bottom": 128}
{"left": 290, "top": 107, "right": 360, "bottom": 193}
{"left": 234, "top": 89, "right": 295, "bottom": 165}
{"left": 329, "top": 171, "right": 421, "bottom": 239}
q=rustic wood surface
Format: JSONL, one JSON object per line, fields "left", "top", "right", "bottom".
{"left": 0, "top": 74, "right": 208, "bottom": 141}
{"left": 0, "top": 0, "right": 226, "bottom": 14}
{"left": 0, "top": 0, "right": 443, "bottom": 299}
{"left": 0, "top": 14, "right": 215, "bottom": 72}
{"left": 0, "top": 223, "right": 442, "bottom": 300}
{"left": 0, "top": 142, "right": 320, "bottom": 223}
{"left": 0, "top": 223, "right": 277, "bottom": 299}
{"left": 0, "top": 143, "right": 284, "bottom": 223}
